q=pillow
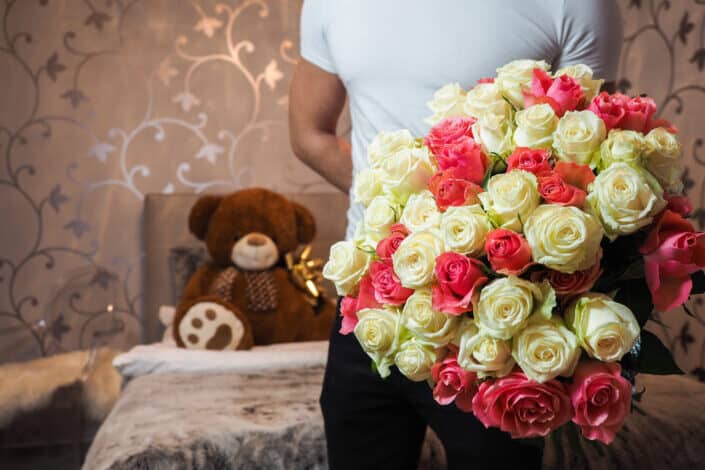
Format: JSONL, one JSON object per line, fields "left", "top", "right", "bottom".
{"left": 112, "top": 340, "right": 329, "bottom": 382}
{"left": 167, "top": 246, "right": 208, "bottom": 305}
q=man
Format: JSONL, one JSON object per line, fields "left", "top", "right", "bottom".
{"left": 289, "top": 1, "right": 622, "bottom": 468}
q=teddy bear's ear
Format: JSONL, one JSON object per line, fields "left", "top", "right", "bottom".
{"left": 292, "top": 202, "right": 316, "bottom": 244}
{"left": 188, "top": 195, "right": 222, "bottom": 240}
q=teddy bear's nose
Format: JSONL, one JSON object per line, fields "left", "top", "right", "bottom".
{"left": 245, "top": 233, "right": 268, "bottom": 247}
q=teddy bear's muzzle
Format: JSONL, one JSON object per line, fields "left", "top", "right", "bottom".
{"left": 231, "top": 232, "right": 279, "bottom": 271}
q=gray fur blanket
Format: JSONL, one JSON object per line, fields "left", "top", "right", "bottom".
{"left": 84, "top": 368, "right": 705, "bottom": 470}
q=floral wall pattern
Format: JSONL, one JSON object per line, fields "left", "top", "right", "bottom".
{"left": 1, "top": 0, "right": 705, "bottom": 379}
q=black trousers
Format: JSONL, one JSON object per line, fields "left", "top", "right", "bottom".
{"left": 319, "top": 306, "right": 544, "bottom": 470}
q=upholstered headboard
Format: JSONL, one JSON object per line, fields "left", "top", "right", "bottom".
{"left": 142, "top": 192, "right": 349, "bottom": 343}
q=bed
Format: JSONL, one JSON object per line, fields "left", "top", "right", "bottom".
{"left": 83, "top": 192, "right": 705, "bottom": 470}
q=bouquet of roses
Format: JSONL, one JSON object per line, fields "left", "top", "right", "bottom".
{"left": 322, "top": 59, "right": 705, "bottom": 444}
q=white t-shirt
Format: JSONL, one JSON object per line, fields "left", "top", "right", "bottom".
{"left": 300, "top": 0, "right": 623, "bottom": 240}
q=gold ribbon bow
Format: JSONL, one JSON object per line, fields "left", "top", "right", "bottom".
{"left": 285, "top": 245, "right": 327, "bottom": 307}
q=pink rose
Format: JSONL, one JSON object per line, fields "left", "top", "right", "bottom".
{"left": 376, "top": 223, "right": 410, "bottom": 262}
{"left": 428, "top": 168, "right": 482, "bottom": 212}
{"left": 477, "top": 77, "right": 495, "bottom": 84}
{"left": 640, "top": 210, "right": 705, "bottom": 312}
{"left": 568, "top": 361, "right": 631, "bottom": 445}
{"left": 424, "top": 116, "right": 476, "bottom": 156}
{"left": 369, "top": 260, "right": 413, "bottom": 306}
{"left": 538, "top": 173, "right": 586, "bottom": 208}
{"left": 588, "top": 92, "right": 677, "bottom": 133}
{"left": 472, "top": 371, "right": 573, "bottom": 438}
{"left": 485, "top": 229, "right": 533, "bottom": 275}
{"left": 431, "top": 345, "right": 477, "bottom": 412}
{"left": 621, "top": 95, "right": 658, "bottom": 133}
{"left": 523, "top": 69, "right": 584, "bottom": 116}
{"left": 432, "top": 252, "right": 487, "bottom": 315}
{"left": 665, "top": 193, "right": 693, "bottom": 217}
{"left": 588, "top": 92, "right": 629, "bottom": 130}
{"left": 531, "top": 260, "right": 602, "bottom": 299}
{"left": 434, "top": 136, "right": 488, "bottom": 184}
{"left": 506, "top": 147, "right": 552, "bottom": 176}
{"left": 339, "top": 276, "right": 380, "bottom": 335}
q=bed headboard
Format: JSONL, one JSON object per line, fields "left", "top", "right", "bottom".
{"left": 142, "top": 192, "right": 349, "bottom": 343}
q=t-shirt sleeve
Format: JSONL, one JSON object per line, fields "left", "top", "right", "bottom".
{"left": 555, "top": 0, "right": 623, "bottom": 82}
{"left": 300, "top": 0, "right": 337, "bottom": 74}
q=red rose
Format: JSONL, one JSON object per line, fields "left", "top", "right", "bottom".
{"left": 369, "top": 260, "right": 413, "bottom": 306}
{"left": 432, "top": 252, "right": 487, "bottom": 315}
{"left": 568, "top": 361, "right": 631, "bottom": 444}
{"left": 472, "top": 371, "right": 573, "bottom": 438}
{"left": 431, "top": 345, "right": 477, "bottom": 412}
{"left": 375, "top": 223, "right": 410, "bottom": 262}
{"left": 434, "top": 136, "right": 488, "bottom": 184}
{"left": 506, "top": 147, "right": 552, "bottom": 176}
{"left": 640, "top": 210, "right": 705, "bottom": 312}
{"left": 339, "top": 276, "right": 380, "bottom": 335}
{"left": 553, "top": 161, "right": 595, "bottom": 191}
{"left": 484, "top": 229, "right": 532, "bottom": 275}
{"left": 424, "top": 116, "right": 476, "bottom": 156}
{"left": 477, "top": 77, "right": 495, "bottom": 84}
{"left": 665, "top": 193, "right": 693, "bottom": 217}
{"left": 428, "top": 168, "right": 482, "bottom": 212}
{"left": 523, "top": 68, "right": 584, "bottom": 116}
{"left": 538, "top": 173, "right": 586, "bottom": 207}
{"left": 531, "top": 259, "right": 602, "bottom": 299}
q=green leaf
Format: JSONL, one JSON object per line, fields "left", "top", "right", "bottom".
{"left": 614, "top": 279, "right": 653, "bottom": 327}
{"left": 635, "top": 330, "right": 683, "bottom": 375}
{"left": 691, "top": 270, "right": 705, "bottom": 295}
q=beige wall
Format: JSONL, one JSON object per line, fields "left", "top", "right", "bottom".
{"left": 1, "top": 0, "right": 704, "bottom": 377}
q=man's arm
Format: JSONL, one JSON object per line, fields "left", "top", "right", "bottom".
{"left": 289, "top": 59, "right": 352, "bottom": 193}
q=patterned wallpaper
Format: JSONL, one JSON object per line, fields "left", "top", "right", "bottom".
{"left": 1, "top": 0, "right": 705, "bottom": 378}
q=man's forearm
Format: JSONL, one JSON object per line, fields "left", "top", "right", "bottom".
{"left": 293, "top": 132, "right": 352, "bottom": 193}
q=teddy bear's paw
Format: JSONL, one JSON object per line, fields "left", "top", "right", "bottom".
{"left": 178, "top": 301, "right": 245, "bottom": 350}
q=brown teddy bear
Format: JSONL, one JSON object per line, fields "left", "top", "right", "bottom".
{"left": 173, "top": 188, "right": 336, "bottom": 350}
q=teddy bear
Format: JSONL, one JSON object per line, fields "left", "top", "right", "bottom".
{"left": 173, "top": 188, "right": 337, "bottom": 350}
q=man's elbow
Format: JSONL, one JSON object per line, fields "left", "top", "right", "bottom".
{"left": 289, "top": 126, "right": 312, "bottom": 167}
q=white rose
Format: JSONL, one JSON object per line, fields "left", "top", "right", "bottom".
{"left": 395, "top": 339, "right": 437, "bottom": 382}
{"left": 512, "top": 316, "right": 581, "bottom": 383}
{"left": 555, "top": 64, "right": 603, "bottom": 103}
{"left": 587, "top": 162, "right": 666, "bottom": 240}
{"left": 425, "top": 82, "right": 468, "bottom": 125}
{"left": 362, "top": 195, "right": 399, "bottom": 245}
{"left": 378, "top": 146, "right": 435, "bottom": 204}
{"left": 463, "top": 82, "right": 511, "bottom": 119}
{"left": 598, "top": 130, "right": 645, "bottom": 170}
{"left": 392, "top": 231, "right": 444, "bottom": 289}
{"left": 440, "top": 204, "right": 492, "bottom": 256}
{"left": 524, "top": 205, "right": 604, "bottom": 273}
{"left": 496, "top": 59, "right": 551, "bottom": 109}
{"left": 472, "top": 112, "right": 514, "bottom": 156}
{"left": 553, "top": 110, "right": 606, "bottom": 167}
{"left": 456, "top": 319, "right": 515, "bottom": 378}
{"left": 400, "top": 190, "right": 441, "bottom": 233}
{"left": 354, "top": 307, "right": 402, "bottom": 378}
{"left": 323, "top": 240, "right": 371, "bottom": 295}
{"left": 478, "top": 170, "right": 540, "bottom": 232}
{"left": 402, "top": 288, "right": 460, "bottom": 347}
{"left": 367, "top": 129, "right": 415, "bottom": 168}
{"left": 353, "top": 169, "right": 384, "bottom": 206}
{"left": 565, "top": 293, "right": 640, "bottom": 362}
{"left": 644, "top": 127, "right": 684, "bottom": 193}
{"left": 474, "top": 277, "right": 556, "bottom": 340}
{"left": 513, "top": 103, "right": 558, "bottom": 150}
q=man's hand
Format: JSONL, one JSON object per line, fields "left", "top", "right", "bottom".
{"left": 289, "top": 59, "right": 352, "bottom": 193}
